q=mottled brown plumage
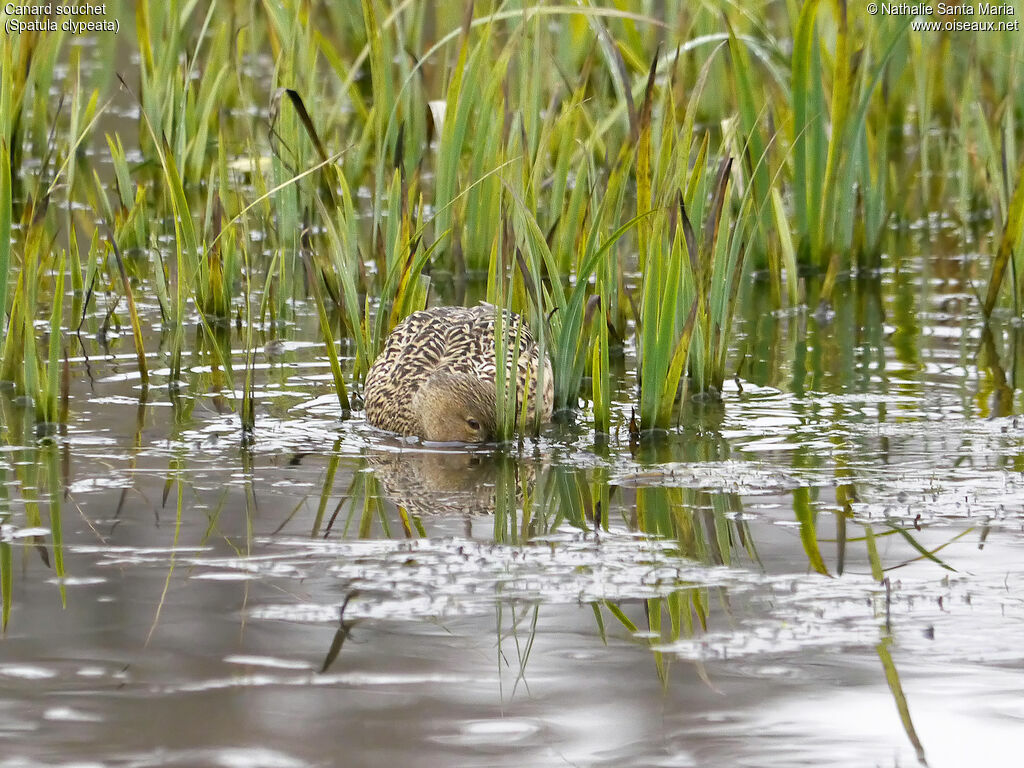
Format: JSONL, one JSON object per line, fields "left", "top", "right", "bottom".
{"left": 364, "top": 305, "right": 553, "bottom": 442}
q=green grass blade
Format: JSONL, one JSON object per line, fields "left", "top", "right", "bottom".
{"left": 877, "top": 637, "right": 927, "bottom": 764}
{"left": 791, "top": 0, "right": 823, "bottom": 244}
{"left": 0, "top": 141, "right": 10, "bottom": 345}
{"left": 303, "top": 252, "right": 350, "bottom": 413}
{"left": 107, "top": 231, "right": 149, "bottom": 388}
{"left": 983, "top": 159, "right": 1024, "bottom": 316}
{"left": 771, "top": 187, "right": 799, "bottom": 305}
{"left": 45, "top": 444, "right": 65, "bottom": 606}
{"left": 45, "top": 252, "right": 65, "bottom": 424}
{"left": 793, "top": 485, "right": 829, "bottom": 576}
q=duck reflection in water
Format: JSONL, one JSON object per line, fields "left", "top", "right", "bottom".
{"left": 367, "top": 448, "right": 535, "bottom": 520}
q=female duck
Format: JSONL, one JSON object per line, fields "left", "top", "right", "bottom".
{"left": 364, "top": 305, "right": 553, "bottom": 442}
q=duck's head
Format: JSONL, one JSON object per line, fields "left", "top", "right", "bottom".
{"left": 412, "top": 371, "right": 497, "bottom": 443}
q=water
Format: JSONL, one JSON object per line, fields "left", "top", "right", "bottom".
{"left": 2, "top": 252, "right": 1023, "bottom": 767}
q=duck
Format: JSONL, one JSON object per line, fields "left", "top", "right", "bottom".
{"left": 363, "top": 304, "right": 553, "bottom": 442}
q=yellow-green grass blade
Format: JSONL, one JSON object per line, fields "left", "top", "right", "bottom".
{"left": 604, "top": 600, "right": 638, "bottom": 634}
{"left": 983, "top": 159, "right": 1024, "bottom": 316}
{"left": 303, "top": 253, "right": 350, "bottom": 413}
{"left": 790, "top": 0, "right": 824, "bottom": 244}
{"left": 885, "top": 523, "right": 957, "bottom": 572}
{"left": 793, "top": 485, "right": 829, "bottom": 576}
{"left": 771, "top": 188, "right": 799, "bottom": 306}
{"left": 814, "top": 1, "right": 851, "bottom": 261}
{"left": 656, "top": 299, "right": 698, "bottom": 427}
{"left": 877, "top": 637, "right": 927, "bottom": 764}
{"left": 864, "top": 523, "right": 884, "bottom": 582}
{"left": 727, "top": 24, "right": 771, "bottom": 259}
{"left": 0, "top": 141, "right": 9, "bottom": 345}
{"left": 45, "top": 444, "right": 65, "bottom": 606}
{"left": 315, "top": 196, "right": 370, "bottom": 378}
{"left": 0, "top": 274, "right": 25, "bottom": 386}
{"left": 44, "top": 252, "right": 65, "bottom": 425}
{"left": 107, "top": 232, "right": 149, "bottom": 388}
{"left": 431, "top": 6, "right": 476, "bottom": 258}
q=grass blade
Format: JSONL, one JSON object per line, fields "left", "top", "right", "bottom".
{"left": 983, "top": 159, "right": 1024, "bottom": 316}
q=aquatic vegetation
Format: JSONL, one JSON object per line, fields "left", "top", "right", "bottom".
{"left": 0, "top": 3, "right": 1020, "bottom": 436}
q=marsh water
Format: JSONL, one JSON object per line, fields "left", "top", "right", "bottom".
{"left": 2, "top": 242, "right": 1023, "bottom": 767}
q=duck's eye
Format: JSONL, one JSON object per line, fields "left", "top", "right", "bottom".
{"left": 466, "top": 418, "right": 481, "bottom": 430}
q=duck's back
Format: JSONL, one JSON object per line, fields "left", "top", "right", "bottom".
{"left": 364, "top": 305, "right": 551, "bottom": 436}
